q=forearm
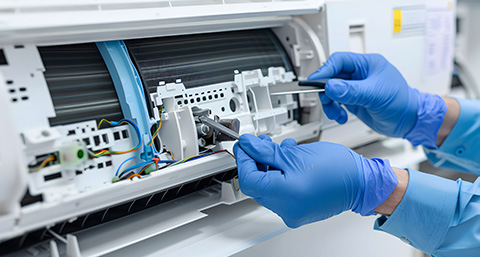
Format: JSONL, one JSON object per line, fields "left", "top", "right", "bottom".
{"left": 374, "top": 168, "right": 480, "bottom": 257}
{"left": 375, "top": 167, "right": 408, "bottom": 215}
{"left": 424, "top": 97, "right": 480, "bottom": 175}
{"left": 436, "top": 97, "right": 460, "bottom": 147}
{"left": 373, "top": 98, "right": 458, "bottom": 215}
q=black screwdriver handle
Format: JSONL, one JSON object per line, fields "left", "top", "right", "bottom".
{"left": 298, "top": 79, "right": 329, "bottom": 89}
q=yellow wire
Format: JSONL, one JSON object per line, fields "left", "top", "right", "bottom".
{"left": 90, "top": 120, "right": 140, "bottom": 157}
{"left": 97, "top": 119, "right": 111, "bottom": 129}
{"left": 147, "top": 120, "right": 162, "bottom": 147}
{"left": 168, "top": 154, "right": 200, "bottom": 167}
{"left": 232, "top": 175, "right": 239, "bottom": 191}
{"left": 147, "top": 106, "right": 164, "bottom": 147}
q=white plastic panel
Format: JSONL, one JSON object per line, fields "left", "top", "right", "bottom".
{"left": 0, "top": 72, "right": 27, "bottom": 222}
{"left": 314, "top": 0, "right": 456, "bottom": 146}
{"left": 0, "top": 0, "right": 324, "bottom": 45}
{"left": 0, "top": 45, "right": 55, "bottom": 132}
{"left": 150, "top": 67, "right": 321, "bottom": 159}
{"left": 324, "top": 0, "right": 455, "bottom": 96}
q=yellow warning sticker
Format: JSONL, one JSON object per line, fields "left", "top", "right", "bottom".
{"left": 394, "top": 10, "right": 402, "bottom": 33}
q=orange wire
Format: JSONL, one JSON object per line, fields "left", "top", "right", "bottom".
{"left": 148, "top": 134, "right": 158, "bottom": 146}
{"left": 147, "top": 120, "right": 162, "bottom": 147}
{"left": 152, "top": 158, "right": 160, "bottom": 170}
{"left": 224, "top": 149, "right": 235, "bottom": 159}
{"left": 90, "top": 120, "right": 140, "bottom": 157}
{"left": 168, "top": 151, "right": 175, "bottom": 160}
{"left": 126, "top": 174, "right": 141, "bottom": 180}
{"left": 39, "top": 156, "right": 56, "bottom": 169}
{"left": 139, "top": 162, "right": 155, "bottom": 175}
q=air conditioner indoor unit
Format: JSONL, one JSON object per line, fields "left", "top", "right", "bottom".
{"left": 0, "top": 0, "right": 454, "bottom": 256}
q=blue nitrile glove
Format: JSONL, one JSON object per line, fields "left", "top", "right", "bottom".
{"left": 233, "top": 134, "right": 398, "bottom": 228}
{"left": 309, "top": 52, "right": 447, "bottom": 149}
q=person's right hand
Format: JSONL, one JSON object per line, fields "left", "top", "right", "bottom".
{"left": 233, "top": 134, "right": 398, "bottom": 228}
{"left": 308, "top": 52, "right": 419, "bottom": 138}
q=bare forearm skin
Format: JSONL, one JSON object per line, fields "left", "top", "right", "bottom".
{"left": 437, "top": 97, "right": 460, "bottom": 147}
{"left": 375, "top": 167, "right": 409, "bottom": 215}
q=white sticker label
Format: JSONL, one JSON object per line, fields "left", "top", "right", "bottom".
{"left": 425, "top": 1, "right": 455, "bottom": 76}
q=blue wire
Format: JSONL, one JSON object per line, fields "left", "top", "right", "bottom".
{"left": 119, "top": 160, "right": 153, "bottom": 178}
{"left": 185, "top": 156, "right": 206, "bottom": 162}
{"left": 115, "top": 156, "right": 136, "bottom": 177}
{"left": 111, "top": 118, "right": 177, "bottom": 178}
{"left": 116, "top": 119, "right": 143, "bottom": 150}
{"left": 112, "top": 119, "right": 142, "bottom": 177}
{"left": 158, "top": 160, "right": 177, "bottom": 163}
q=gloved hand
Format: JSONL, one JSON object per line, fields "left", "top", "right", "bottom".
{"left": 309, "top": 52, "right": 447, "bottom": 148}
{"left": 233, "top": 134, "right": 398, "bottom": 228}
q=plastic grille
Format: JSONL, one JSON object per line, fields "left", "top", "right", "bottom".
{"left": 125, "top": 29, "right": 293, "bottom": 92}
{"left": 39, "top": 43, "right": 124, "bottom": 126}
{"left": 0, "top": 169, "right": 237, "bottom": 255}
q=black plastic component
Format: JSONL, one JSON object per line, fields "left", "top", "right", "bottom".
{"left": 451, "top": 73, "right": 462, "bottom": 88}
{"left": 0, "top": 49, "right": 7, "bottom": 65}
{"left": 113, "top": 131, "right": 121, "bottom": 140}
{"left": 38, "top": 43, "right": 124, "bottom": 126}
{"left": 44, "top": 172, "right": 62, "bottom": 182}
{"left": 93, "top": 135, "right": 101, "bottom": 146}
{"left": 20, "top": 189, "right": 43, "bottom": 207}
{"left": 125, "top": 29, "right": 294, "bottom": 92}
{"left": 229, "top": 99, "right": 236, "bottom": 112}
{"left": 121, "top": 129, "right": 129, "bottom": 139}
{"left": 298, "top": 79, "right": 328, "bottom": 89}
{"left": 102, "top": 134, "right": 109, "bottom": 144}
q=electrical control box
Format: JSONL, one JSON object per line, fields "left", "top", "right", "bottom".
{"left": 0, "top": 0, "right": 455, "bottom": 256}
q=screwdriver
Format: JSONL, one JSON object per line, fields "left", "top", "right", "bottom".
{"left": 198, "top": 116, "right": 240, "bottom": 140}
{"left": 269, "top": 79, "right": 328, "bottom": 96}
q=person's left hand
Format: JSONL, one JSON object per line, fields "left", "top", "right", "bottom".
{"left": 233, "top": 134, "right": 398, "bottom": 228}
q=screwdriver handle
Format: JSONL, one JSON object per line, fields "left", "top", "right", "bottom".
{"left": 298, "top": 79, "right": 329, "bottom": 89}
